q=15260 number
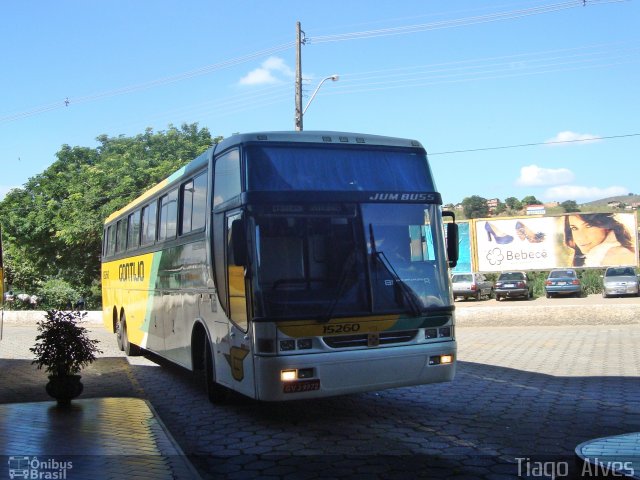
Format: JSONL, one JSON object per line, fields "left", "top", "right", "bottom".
{"left": 322, "top": 323, "right": 361, "bottom": 335}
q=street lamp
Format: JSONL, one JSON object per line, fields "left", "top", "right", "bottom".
{"left": 300, "top": 74, "right": 339, "bottom": 126}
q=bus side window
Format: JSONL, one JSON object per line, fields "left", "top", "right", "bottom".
{"left": 158, "top": 189, "right": 178, "bottom": 241}
{"left": 127, "top": 210, "right": 141, "bottom": 250}
{"left": 106, "top": 225, "right": 116, "bottom": 257}
{"left": 141, "top": 202, "right": 157, "bottom": 245}
{"left": 213, "top": 150, "right": 241, "bottom": 207}
{"left": 180, "top": 171, "right": 207, "bottom": 235}
{"left": 115, "top": 219, "right": 127, "bottom": 253}
{"left": 181, "top": 180, "right": 194, "bottom": 235}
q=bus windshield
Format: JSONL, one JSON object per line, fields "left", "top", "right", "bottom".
{"left": 250, "top": 203, "right": 451, "bottom": 320}
{"left": 246, "top": 144, "right": 434, "bottom": 192}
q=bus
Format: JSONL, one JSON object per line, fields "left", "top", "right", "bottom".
{"left": 102, "top": 131, "right": 459, "bottom": 401}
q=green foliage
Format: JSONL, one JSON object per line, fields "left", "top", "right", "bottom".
{"left": 462, "top": 195, "right": 489, "bottom": 219}
{"left": 560, "top": 200, "right": 580, "bottom": 213}
{"left": 37, "top": 278, "right": 79, "bottom": 310}
{"left": 30, "top": 310, "right": 102, "bottom": 376}
{"left": 504, "top": 197, "right": 522, "bottom": 211}
{"left": 578, "top": 269, "right": 605, "bottom": 295}
{"left": 521, "top": 195, "right": 542, "bottom": 206}
{"left": 528, "top": 271, "right": 548, "bottom": 298}
{"left": 0, "top": 123, "right": 218, "bottom": 307}
{"left": 494, "top": 201, "right": 507, "bottom": 215}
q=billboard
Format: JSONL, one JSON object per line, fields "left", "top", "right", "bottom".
{"left": 475, "top": 212, "right": 638, "bottom": 272}
{"left": 451, "top": 221, "right": 472, "bottom": 273}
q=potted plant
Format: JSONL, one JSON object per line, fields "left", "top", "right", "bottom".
{"left": 30, "top": 310, "right": 102, "bottom": 406}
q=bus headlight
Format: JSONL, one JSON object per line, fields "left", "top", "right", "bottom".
{"left": 281, "top": 370, "right": 297, "bottom": 382}
{"left": 429, "top": 354, "right": 454, "bottom": 365}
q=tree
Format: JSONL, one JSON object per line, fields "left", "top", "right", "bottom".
{"left": 0, "top": 123, "right": 219, "bottom": 307}
{"left": 560, "top": 200, "right": 580, "bottom": 213}
{"left": 521, "top": 195, "right": 542, "bottom": 206}
{"left": 462, "top": 195, "right": 489, "bottom": 219}
{"left": 505, "top": 197, "right": 522, "bottom": 211}
{"left": 494, "top": 201, "right": 507, "bottom": 215}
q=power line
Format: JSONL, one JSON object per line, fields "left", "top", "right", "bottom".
{"left": 1, "top": 0, "right": 626, "bottom": 125}
{"left": 0, "top": 42, "right": 295, "bottom": 125}
{"left": 307, "top": 0, "right": 626, "bottom": 44}
{"left": 429, "top": 133, "right": 640, "bottom": 156}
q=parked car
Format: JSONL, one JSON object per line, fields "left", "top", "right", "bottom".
{"left": 544, "top": 269, "right": 582, "bottom": 298}
{"left": 602, "top": 266, "right": 640, "bottom": 298}
{"left": 494, "top": 271, "right": 533, "bottom": 301}
{"left": 451, "top": 272, "right": 493, "bottom": 301}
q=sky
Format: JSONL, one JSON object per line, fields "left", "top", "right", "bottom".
{"left": 1, "top": 0, "right": 639, "bottom": 205}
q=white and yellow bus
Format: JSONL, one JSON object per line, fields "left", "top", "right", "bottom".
{"left": 102, "top": 131, "right": 459, "bottom": 401}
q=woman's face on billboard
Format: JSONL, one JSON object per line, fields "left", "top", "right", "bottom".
{"left": 568, "top": 215, "right": 608, "bottom": 253}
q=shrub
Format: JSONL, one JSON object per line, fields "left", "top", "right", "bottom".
{"left": 30, "top": 310, "right": 101, "bottom": 376}
{"left": 37, "top": 278, "right": 80, "bottom": 310}
{"left": 579, "top": 269, "right": 605, "bottom": 295}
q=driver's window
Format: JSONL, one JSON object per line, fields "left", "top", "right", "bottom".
{"left": 227, "top": 213, "right": 248, "bottom": 331}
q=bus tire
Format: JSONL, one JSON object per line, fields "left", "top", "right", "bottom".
{"left": 204, "top": 338, "right": 227, "bottom": 403}
{"left": 115, "top": 318, "right": 124, "bottom": 351}
{"left": 121, "top": 317, "right": 141, "bottom": 357}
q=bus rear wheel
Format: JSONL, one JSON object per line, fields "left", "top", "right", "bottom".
{"left": 115, "top": 319, "right": 124, "bottom": 351}
{"left": 121, "top": 317, "right": 141, "bottom": 356}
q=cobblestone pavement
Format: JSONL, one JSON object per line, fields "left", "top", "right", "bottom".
{"left": 1, "top": 305, "right": 639, "bottom": 479}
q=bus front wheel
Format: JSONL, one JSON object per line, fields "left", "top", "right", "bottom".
{"left": 204, "top": 339, "right": 227, "bottom": 403}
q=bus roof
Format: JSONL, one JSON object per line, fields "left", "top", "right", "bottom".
{"left": 214, "top": 131, "right": 425, "bottom": 152}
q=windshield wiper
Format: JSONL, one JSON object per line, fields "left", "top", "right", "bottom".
{"left": 317, "top": 252, "right": 358, "bottom": 323}
{"left": 369, "top": 224, "right": 423, "bottom": 317}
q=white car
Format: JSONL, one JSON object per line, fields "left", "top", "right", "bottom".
{"left": 602, "top": 266, "right": 640, "bottom": 298}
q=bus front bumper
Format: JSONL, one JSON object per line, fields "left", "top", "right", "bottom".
{"left": 253, "top": 341, "right": 456, "bottom": 401}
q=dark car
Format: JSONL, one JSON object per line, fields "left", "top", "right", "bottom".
{"left": 545, "top": 269, "right": 582, "bottom": 298}
{"left": 451, "top": 272, "right": 494, "bottom": 301}
{"left": 494, "top": 271, "right": 533, "bottom": 301}
{"left": 602, "top": 266, "right": 640, "bottom": 298}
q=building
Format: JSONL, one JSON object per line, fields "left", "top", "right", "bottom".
{"left": 525, "top": 204, "right": 545, "bottom": 215}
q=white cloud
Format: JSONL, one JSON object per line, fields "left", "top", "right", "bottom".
{"left": 544, "top": 185, "right": 628, "bottom": 202}
{"left": 544, "top": 131, "right": 601, "bottom": 146}
{"left": 262, "top": 57, "right": 294, "bottom": 76}
{"left": 516, "top": 164, "right": 575, "bottom": 187}
{"left": 239, "top": 56, "right": 294, "bottom": 86}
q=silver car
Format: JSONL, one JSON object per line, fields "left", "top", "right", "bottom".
{"left": 602, "top": 266, "right": 640, "bottom": 298}
{"left": 451, "top": 272, "right": 493, "bottom": 301}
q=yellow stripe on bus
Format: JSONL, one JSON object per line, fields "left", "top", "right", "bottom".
{"left": 277, "top": 315, "right": 400, "bottom": 338}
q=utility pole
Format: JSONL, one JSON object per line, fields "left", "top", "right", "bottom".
{"left": 294, "top": 21, "right": 303, "bottom": 131}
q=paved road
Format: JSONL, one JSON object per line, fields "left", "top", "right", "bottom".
{"left": 1, "top": 302, "right": 639, "bottom": 479}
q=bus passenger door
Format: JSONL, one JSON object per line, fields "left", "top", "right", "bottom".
{"left": 216, "top": 212, "right": 255, "bottom": 397}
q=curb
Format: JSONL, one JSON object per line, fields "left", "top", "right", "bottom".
{"left": 1, "top": 310, "right": 103, "bottom": 325}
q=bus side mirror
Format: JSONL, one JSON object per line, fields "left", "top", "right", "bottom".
{"left": 442, "top": 211, "right": 459, "bottom": 268}
{"left": 231, "top": 218, "right": 247, "bottom": 267}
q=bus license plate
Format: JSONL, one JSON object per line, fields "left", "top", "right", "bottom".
{"left": 283, "top": 379, "right": 320, "bottom": 393}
